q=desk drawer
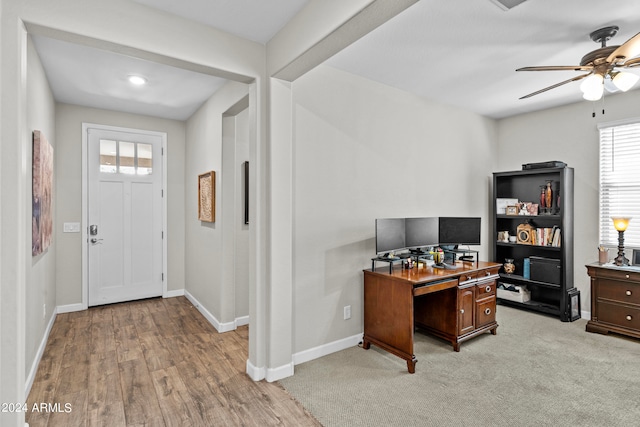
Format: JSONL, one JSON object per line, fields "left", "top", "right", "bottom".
{"left": 414, "top": 279, "right": 458, "bottom": 297}
{"left": 597, "top": 301, "right": 640, "bottom": 330}
{"left": 479, "top": 267, "right": 500, "bottom": 280}
{"left": 598, "top": 279, "right": 640, "bottom": 306}
{"left": 476, "top": 296, "right": 496, "bottom": 328}
{"left": 459, "top": 272, "right": 477, "bottom": 285}
{"left": 476, "top": 282, "right": 496, "bottom": 299}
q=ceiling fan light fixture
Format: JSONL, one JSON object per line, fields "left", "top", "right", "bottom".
{"left": 580, "top": 73, "right": 604, "bottom": 100}
{"left": 612, "top": 71, "right": 640, "bottom": 92}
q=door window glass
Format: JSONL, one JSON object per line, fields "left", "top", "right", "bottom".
{"left": 99, "top": 139, "right": 117, "bottom": 173}
{"left": 137, "top": 143, "right": 153, "bottom": 175}
{"left": 119, "top": 141, "right": 136, "bottom": 175}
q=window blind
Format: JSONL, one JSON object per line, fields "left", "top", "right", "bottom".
{"left": 599, "top": 121, "right": 640, "bottom": 248}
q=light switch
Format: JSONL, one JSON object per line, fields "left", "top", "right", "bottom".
{"left": 63, "top": 222, "right": 81, "bottom": 233}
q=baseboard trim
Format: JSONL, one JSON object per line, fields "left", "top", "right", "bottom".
{"left": 266, "top": 361, "right": 294, "bottom": 383}
{"left": 235, "top": 315, "right": 250, "bottom": 327}
{"left": 25, "top": 307, "right": 58, "bottom": 399}
{"left": 56, "top": 303, "right": 85, "bottom": 314}
{"left": 164, "top": 289, "right": 185, "bottom": 298}
{"left": 293, "top": 333, "right": 363, "bottom": 366}
{"left": 246, "top": 359, "right": 265, "bottom": 382}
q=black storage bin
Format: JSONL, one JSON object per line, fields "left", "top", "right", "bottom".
{"left": 529, "top": 256, "right": 561, "bottom": 285}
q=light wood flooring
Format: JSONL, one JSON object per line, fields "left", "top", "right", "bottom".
{"left": 26, "top": 296, "right": 321, "bottom": 427}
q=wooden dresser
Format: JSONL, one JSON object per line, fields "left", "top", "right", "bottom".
{"left": 586, "top": 263, "right": 640, "bottom": 339}
{"left": 363, "top": 261, "right": 501, "bottom": 373}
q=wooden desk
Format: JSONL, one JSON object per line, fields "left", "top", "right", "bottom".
{"left": 363, "top": 261, "right": 501, "bottom": 373}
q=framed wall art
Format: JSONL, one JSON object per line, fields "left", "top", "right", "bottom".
{"left": 243, "top": 161, "right": 249, "bottom": 225}
{"left": 32, "top": 130, "right": 53, "bottom": 256}
{"left": 198, "top": 171, "right": 216, "bottom": 222}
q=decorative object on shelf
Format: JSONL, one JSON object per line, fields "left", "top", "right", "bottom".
{"left": 496, "top": 198, "right": 519, "bottom": 214}
{"left": 498, "top": 231, "right": 510, "bottom": 242}
{"left": 598, "top": 246, "right": 609, "bottom": 264}
{"left": 198, "top": 171, "right": 216, "bottom": 222}
{"left": 509, "top": 236, "right": 517, "bottom": 243}
{"left": 539, "top": 186, "right": 546, "bottom": 211}
{"left": 506, "top": 205, "right": 519, "bottom": 215}
{"left": 612, "top": 217, "right": 631, "bottom": 266}
{"left": 523, "top": 258, "right": 530, "bottom": 279}
{"left": 503, "top": 258, "right": 515, "bottom": 274}
{"left": 525, "top": 202, "right": 538, "bottom": 216}
{"left": 516, "top": 222, "right": 534, "bottom": 244}
{"left": 545, "top": 180, "right": 553, "bottom": 214}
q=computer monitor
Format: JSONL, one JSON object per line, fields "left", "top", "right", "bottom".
{"left": 375, "top": 218, "right": 406, "bottom": 254}
{"left": 405, "top": 217, "right": 439, "bottom": 250}
{"left": 438, "top": 217, "right": 481, "bottom": 245}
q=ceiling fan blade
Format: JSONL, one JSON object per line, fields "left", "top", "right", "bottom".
{"left": 519, "top": 73, "right": 591, "bottom": 99}
{"left": 622, "top": 57, "right": 640, "bottom": 68}
{"left": 606, "top": 31, "right": 640, "bottom": 64}
{"left": 516, "top": 65, "right": 593, "bottom": 72}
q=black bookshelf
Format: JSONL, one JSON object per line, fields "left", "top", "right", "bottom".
{"left": 492, "top": 166, "right": 577, "bottom": 321}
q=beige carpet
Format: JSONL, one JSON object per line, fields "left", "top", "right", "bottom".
{"left": 280, "top": 306, "right": 640, "bottom": 426}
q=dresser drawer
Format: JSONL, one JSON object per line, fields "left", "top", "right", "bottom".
{"left": 476, "top": 281, "right": 496, "bottom": 299}
{"left": 597, "top": 302, "right": 640, "bottom": 330}
{"left": 593, "top": 268, "right": 640, "bottom": 284}
{"left": 597, "top": 279, "right": 640, "bottom": 306}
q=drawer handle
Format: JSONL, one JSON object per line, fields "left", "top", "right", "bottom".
{"left": 460, "top": 309, "right": 465, "bottom": 314}
{"left": 466, "top": 275, "right": 472, "bottom": 281}
{"left": 486, "top": 285, "right": 492, "bottom": 293}
{"left": 627, "top": 290, "right": 632, "bottom": 296}
{"left": 627, "top": 315, "right": 633, "bottom": 321}
{"left": 626, "top": 274, "right": 630, "bottom": 279}
{"left": 485, "top": 271, "right": 491, "bottom": 276}
{"left": 484, "top": 308, "right": 491, "bottom": 315}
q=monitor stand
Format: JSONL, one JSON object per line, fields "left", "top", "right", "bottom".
{"left": 432, "top": 262, "right": 457, "bottom": 270}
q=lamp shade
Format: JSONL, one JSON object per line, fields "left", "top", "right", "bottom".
{"left": 580, "top": 74, "right": 604, "bottom": 101}
{"left": 612, "top": 71, "right": 639, "bottom": 92}
{"left": 612, "top": 217, "right": 631, "bottom": 232}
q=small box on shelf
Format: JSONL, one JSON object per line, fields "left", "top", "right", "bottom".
{"left": 497, "top": 283, "right": 531, "bottom": 303}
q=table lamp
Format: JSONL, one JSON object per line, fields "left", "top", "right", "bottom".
{"left": 612, "top": 217, "right": 631, "bottom": 266}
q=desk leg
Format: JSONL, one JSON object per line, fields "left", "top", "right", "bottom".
{"left": 407, "top": 357, "right": 417, "bottom": 374}
{"left": 362, "top": 339, "right": 371, "bottom": 350}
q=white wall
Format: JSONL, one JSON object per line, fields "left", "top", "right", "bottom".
{"left": 496, "top": 90, "right": 640, "bottom": 313}
{"left": 185, "top": 81, "right": 250, "bottom": 323}
{"left": 290, "top": 65, "right": 499, "bottom": 353}
{"left": 25, "top": 35, "right": 57, "bottom": 388}
{"left": 55, "top": 104, "right": 187, "bottom": 306}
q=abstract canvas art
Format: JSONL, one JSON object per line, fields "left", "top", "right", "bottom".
{"left": 198, "top": 171, "right": 215, "bottom": 222}
{"left": 32, "top": 130, "right": 53, "bottom": 256}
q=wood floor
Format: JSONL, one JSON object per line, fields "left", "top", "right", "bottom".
{"left": 26, "top": 296, "right": 321, "bottom": 427}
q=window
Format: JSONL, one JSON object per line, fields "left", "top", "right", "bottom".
{"left": 99, "top": 139, "right": 153, "bottom": 175}
{"left": 598, "top": 120, "right": 640, "bottom": 247}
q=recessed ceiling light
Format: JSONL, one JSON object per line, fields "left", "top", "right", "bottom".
{"left": 128, "top": 75, "right": 147, "bottom": 86}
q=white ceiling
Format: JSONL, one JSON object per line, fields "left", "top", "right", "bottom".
{"left": 32, "top": 0, "right": 640, "bottom": 121}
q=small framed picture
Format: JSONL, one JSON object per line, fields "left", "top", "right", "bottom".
{"left": 506, "top": 205, "right": 519, "bottom": 215}
{"left": 632, "top": 249, "right": 640, "bottom": 266}
{"left": 198, "top": 171, "right": 216, "bottom": 222}
{"left": 497, "top": 198, "right": 518, "bottom": 214}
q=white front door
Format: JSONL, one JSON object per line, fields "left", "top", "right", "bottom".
{"left": 87, "top": 127, "right": 163, "bottom": 306}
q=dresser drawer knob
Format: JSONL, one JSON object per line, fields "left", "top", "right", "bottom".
{"left": 627, "top": 290, "right": 632, "bottom": 296}
{"left": 627, "top": 315, "right": 633, "bottom": 321}
{"left": 486, "top": 285, "right": 492, "bottom": 293}
{"left": 484, "top": 308, "right": 491, "bottom": 315}
{"left": 460, "top": 309, "right": 465, "bottom": 314}
{"left": 626, "top": 274, "right": 630, "bottom": 279}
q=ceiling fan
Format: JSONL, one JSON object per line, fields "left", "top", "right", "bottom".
{"left": 517, "top": 26, "right": 640, "bottom": 100}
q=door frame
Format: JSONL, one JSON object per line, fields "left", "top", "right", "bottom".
{"left": 81, "top": 123, "right": 168, "bottom": 309}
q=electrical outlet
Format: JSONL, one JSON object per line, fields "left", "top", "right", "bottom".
{"left": 343, "top": 305, "right": 351, "bottom": 320}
